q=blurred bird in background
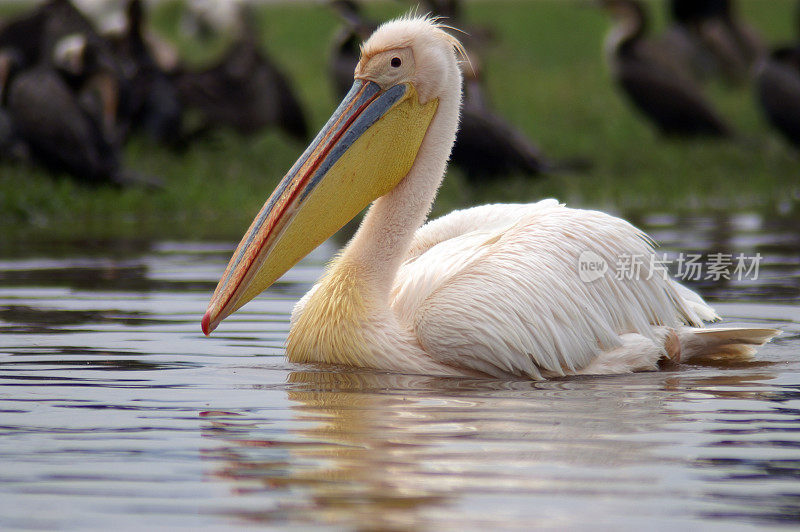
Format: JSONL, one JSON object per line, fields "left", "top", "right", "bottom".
{"left": 664, "top": 0, "right": 765, "bottom": 85}
{"left": 174, "top": 3, "right": 309, "bottom": 143}
{"left": 0, "top": 0, "right": 153, "bottom": 186}
{"left": 0, "top": 0, "right": 310, "bottom": 186}
{"left": 599, "top": 0, "right": 734, "bottom": 137}
{"left": 105, "top": 0, "right": 183, "bottom": 145}
{"left": 755, "top": 1, "right": 800, "bottom": 149}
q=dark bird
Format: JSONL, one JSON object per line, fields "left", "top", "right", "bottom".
{"left": 0, "top": 48, "right": 26, "bottom": 160}
{"left": 0, "top": 3, "right": 47, "bottom": 66}
{"left": 752, "top": 0, "right": 800, "bottom": 149}
{"left": 600, "top": 0, "right": 733, "bottom": 137}
{"left": 0, "top": 108, "right": 16, "bottom": 158}
{"left": 0, "top": 0, "right": 161, "bottom": 186}
{"left": 659, "top": 0, "right": 724, "bottom": 82}
{"left": 106, "top": 0, "right": 182, "bottom": 144}
{"left": 2, "top": 29, "right": 156, "bottom": 186}
{"left": 7, "top": 64, "right": 127, "bottom": 185}
{"left": 452, "top": 61, "right": 591, "bottom": 183}
{"left": 329, "top": 0, "right": 587, "bottom": 182}
{"left": 667, "top": 0, "right": 765, "bottom": 84}
{"left": 0, "top": 1, "right": 128, "bottom": 183}
{"left": 0, "top": 0, "right": 128, "bottom": 144}
{"left": 756, "top": 42, "right": 800, "bottom": 148}
{"left": 175, "top": 7, "right": 308, "bottom": 142}
{"left": 0, "top": 0, "right": 122, "bottom": 76}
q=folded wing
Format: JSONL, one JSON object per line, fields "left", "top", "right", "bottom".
{"left": 392, "top": 202, "right": 711, "bottom": 379}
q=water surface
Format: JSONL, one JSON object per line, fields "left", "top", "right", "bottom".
{"left": 1, "top": 212, "right": 799, "bottom": 530}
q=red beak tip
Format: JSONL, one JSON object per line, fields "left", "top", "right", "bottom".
{"left": 201, "top": 312, "right": 212, "bottom": 336}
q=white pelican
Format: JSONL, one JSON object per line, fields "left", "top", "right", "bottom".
{"left": 202, "top": 15, "right": 778, "bottom": 379}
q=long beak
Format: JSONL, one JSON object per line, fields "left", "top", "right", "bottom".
{"left": 202, "top": 79, "right": 438, "bottom": 335}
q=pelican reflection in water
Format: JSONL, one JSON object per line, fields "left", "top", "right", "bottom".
{"left": 203, "top": 15, "right": 777, "bottom": 379}
{"left": 200, "top": 368, "right": 786, "bottom": 528}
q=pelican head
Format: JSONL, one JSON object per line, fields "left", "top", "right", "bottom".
{"left": 203, "top": 16, "right": 465, "bottom": 335}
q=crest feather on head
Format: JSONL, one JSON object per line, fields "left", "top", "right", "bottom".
{"left": 359, "top": 13, "right": 468, "bottom": 66}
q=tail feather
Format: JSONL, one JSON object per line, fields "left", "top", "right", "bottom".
{"left": 678, "top": 327, "right": 780, "bottom": 362}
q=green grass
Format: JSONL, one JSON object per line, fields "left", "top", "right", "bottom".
{"left": 1, "top": 0, "right": 798, "bottom": 243}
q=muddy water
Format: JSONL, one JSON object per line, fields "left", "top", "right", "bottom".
{"left": 1, "top": 212, "right": 799, "bottom": 530}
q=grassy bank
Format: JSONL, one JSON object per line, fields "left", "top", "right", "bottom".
{"left": 1, "top": 0, "right": 798, "bottom": 243}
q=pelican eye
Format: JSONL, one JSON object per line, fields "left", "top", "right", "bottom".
{"left": 390, "top": 57, "right": 402, "bottom": 68}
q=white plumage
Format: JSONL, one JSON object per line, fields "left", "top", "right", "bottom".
{"left": 383, "top": 197, "right": 777, "bottom": 379}
{"left": 392, "top": 200, "right": 703, "bottom": 378}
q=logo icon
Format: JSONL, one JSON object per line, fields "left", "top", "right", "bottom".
{"left": 578, "top": 250, "right": 608, "bottom": 283}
